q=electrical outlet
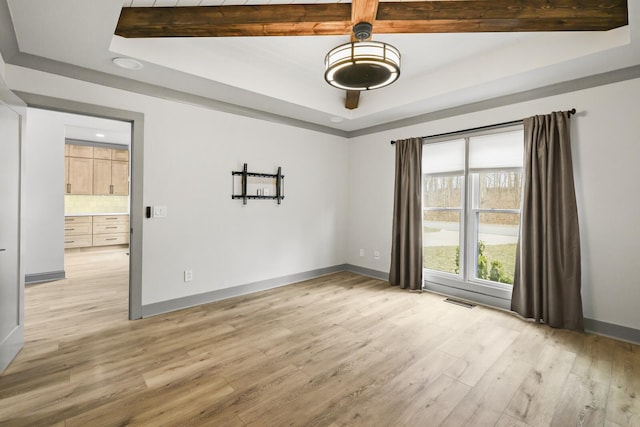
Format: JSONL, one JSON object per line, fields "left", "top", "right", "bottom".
{"left": 374, "top": 251, "right": 380, "bottom": 260}
{"left": 359, "top": 248, "right": 365, "bottom": 257}
{"left": 184, "top": 270, "right": 193, "bottom": 282}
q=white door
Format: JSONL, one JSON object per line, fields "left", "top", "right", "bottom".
{"left": 0, "top": 99, "right": 23, "bottom": 373}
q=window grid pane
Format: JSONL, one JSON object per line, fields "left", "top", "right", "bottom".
{"left": 474, "top": 171, "right": 523, "bottom": 210}
{"left": 474, "top": 212, "right": 520, "bottom": 285}
{"left": 423, "top": 210, "right": 461, "bottom": 275}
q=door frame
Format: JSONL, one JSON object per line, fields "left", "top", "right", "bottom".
{"left": 15, "top": 91, "right": 144, "bottom": 319}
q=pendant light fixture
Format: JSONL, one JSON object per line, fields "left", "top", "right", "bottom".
{"left": 324, "top": 22, "right": 401, "bottom": 91}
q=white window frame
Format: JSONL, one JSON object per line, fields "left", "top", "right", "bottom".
{"left": 422, "top": 124, "right": 524, "bottom": 302}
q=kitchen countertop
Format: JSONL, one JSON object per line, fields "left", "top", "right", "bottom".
{"left": 65, "top": 212, "right": 129, "bottom": 217}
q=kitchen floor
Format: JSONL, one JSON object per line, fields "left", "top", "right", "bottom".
{"left": 28, "top": 246, "right": 130, "bottom": 339}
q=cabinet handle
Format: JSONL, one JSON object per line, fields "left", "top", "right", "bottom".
{"left": 110, "top": 184, "right": 114, "bottom": 194}
{"left": 105, "top": 217, "right": 118, "bottom": 220}
{"left": 65, "top": 218, "right": 75, "bottom": 222}
{"left": 105, "top": 238, "right": 117, "bottom": 241}
{"left": 65, "top": 241, "right": 74, "bottom": 244}
{"left": 65, "top": 228, "right": 75, "bottom": 231}
{"left": 67, "top": 183, "right": 71, "bottom": 193}
{"left": 0, "top": 248, "right": 6, "bottom": 252}
{"left": 106, "top": 226, "right": 117, "bottom": 229}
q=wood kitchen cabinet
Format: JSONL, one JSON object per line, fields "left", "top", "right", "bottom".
{"left": 92, "top": 215, "right": 129, "bottom": 246}
{"left": 64, "top": 215, "right": 129, "bottom": 249}
{"left": 94, "top": 159, "right": 129, "bottom": 195}
{"left": 67, "top": 144, "right": 93, "bottom": 158}
{"left": 112, "top": 149, "right": 128, "bottom": 161}
{"left": 64, "top": 216, "right": 93, "bottom": 249}
{"left": 93, "top": 147, "right": 112, "bottom": 159}
{"left": 65, "top": 156, "right": 93, "bottom": 195}
{"left": 65, "top": 143, "right": 129, "bottom": 195}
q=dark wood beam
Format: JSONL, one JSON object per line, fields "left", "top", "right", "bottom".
{"left": 346, "top": 0, "right": 378, "bottom": 107}
{"left": 115, "top": 0, "right": 628, "bottom": 38}
{"left": 375, "top": 0, "right": 629, "bottom": 33}
{"left": 351, "top": 0, "right": 379, "bottom": 38}
{"left": 115, "top": 4, "right": 352, "bottom": 38}
{"left": 345, "top": 90, "right": 360, "bottom": 110}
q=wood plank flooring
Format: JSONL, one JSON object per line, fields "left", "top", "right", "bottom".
{"left": 1, "top": 247, "right": 638, "bottom": 426}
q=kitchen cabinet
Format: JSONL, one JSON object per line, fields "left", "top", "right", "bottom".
{"left": 112, "top": 149, "right": 128, "bottom": 161}
{"left": 65, "top": 156, "right": 93, "bottom": 195}
{"left": 67, "top": 144, "right": 93, "bottom": 158}
{"left": 65, "top": 143, "right": 129, "bottom": 195}
{"left": 92, "top": 215, "right": 129, "bottom": 246}
{"left": 111, "top": 161, "right": 129, "bottom": 195}
{"left": 94, "top": 159, "right": 129, "bottom": 195}
{"left": 64, "top": 215, "right": 129, "bottom": 249}
{"left": 93, "top": 147, "right": 112, "bottom": 159}
{"left": 64, "top": 216, "right": 93, "bottom": 249}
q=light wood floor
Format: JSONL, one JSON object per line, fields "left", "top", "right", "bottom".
{"left": 0, "top": 247, "right": 638, "bottom": 427}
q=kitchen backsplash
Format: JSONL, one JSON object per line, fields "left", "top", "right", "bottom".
{"left": 65, "top": 195, "right": 129, "bottom": 214}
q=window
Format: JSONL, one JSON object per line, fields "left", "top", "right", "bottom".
{"left": 423, "top": 127, "right": 524, "bottom": 295}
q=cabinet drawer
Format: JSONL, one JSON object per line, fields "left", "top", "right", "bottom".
{"left": 93, "top": 222, "right": 128, "bottom": 234}
{"left": 93, "top": 215, "right": 129, "bottom": 224}
{"left": 65, "top": 222, "right": 93, "bottom": 235}
{"left": 65, "top": 216, "right": 92, "bottom": 224}
{"left": 92, "top": 233, "right": 129, "bottom": 246}
{"left": 64, "top": 234, "right": 93, "bottom": 249}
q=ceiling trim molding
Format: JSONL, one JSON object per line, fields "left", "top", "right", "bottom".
{"left": 348, "top": 64, "right": 640, "bottom": 138}
{"left": 5, "top": 52, "right": 348, "bottom": 137}
{"left": 0, "top": 0, "right": 19, "bottom": 63}
{"left": 8, "top": 48, "right": 640, "bottom": 139}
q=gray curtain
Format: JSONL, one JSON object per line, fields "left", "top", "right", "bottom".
{"left": 389, "top": 138, "right": 423, "bottom": 290}
{"left": 511, "top": 111, "right": 583, "bottom": 331}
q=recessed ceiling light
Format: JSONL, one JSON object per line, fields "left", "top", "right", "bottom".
{"left": 96, "top": 133, "right": 105, "bottom": 138}
{"left": 330, "top": 116, "right": 344, "bottom": 123}
{"left": 113, "top": 57, "right": 143, "bottom": 70}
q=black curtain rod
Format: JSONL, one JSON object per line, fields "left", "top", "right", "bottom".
{"left": 390, "top": 108, "right": 576, "bottom": 145}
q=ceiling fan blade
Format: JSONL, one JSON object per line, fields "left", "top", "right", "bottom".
{"left": 115, "top": 0, "right": 627, "bottom": 38}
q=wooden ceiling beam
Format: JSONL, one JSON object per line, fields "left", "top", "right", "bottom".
{"left": 115, "top": 4, "right": 352, "bottom": 38}
{"left": 345, "top": 90, "right": 361, "bottom": 110}
{"left": 115, "top": 0, "right": 628, "bottom": 38}
{"left": 351, "top": 0, "right": 380, "bottom": 40}
{"left": 376, "top": 0, "right": 629, "bottom": 32}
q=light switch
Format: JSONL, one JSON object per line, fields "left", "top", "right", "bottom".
{"left": 153, "top": 205, "right": 167, "bottom": 218}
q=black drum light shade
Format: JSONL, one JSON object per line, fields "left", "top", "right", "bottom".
{"left": 324, "top": 40, "right": 401, "bottom": 91}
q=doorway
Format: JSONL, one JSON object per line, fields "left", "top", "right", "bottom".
{"left": 16, "top": 91, "right": 144, "bottom": 319}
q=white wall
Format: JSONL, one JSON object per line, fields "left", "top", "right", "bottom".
{"left": 348, "top": 78, "right": 640, "bottom": 331}
{"left": 8, "top": 66, "right": 348, "bottom": 306}
{"left": 24, "top": 108, "right": 66, "bottom": 276}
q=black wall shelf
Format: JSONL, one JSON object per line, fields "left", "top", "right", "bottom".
{"left": 231, "top": 163, "right": 285, "bottom": 205}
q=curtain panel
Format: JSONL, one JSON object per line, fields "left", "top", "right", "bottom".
{"left": 512, "top": 111, "right": 584, "bottom": 331}
{"left": 389, "top": 138, "right": 423, "bottom": 291}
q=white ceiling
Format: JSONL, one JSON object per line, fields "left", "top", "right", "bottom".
{"left": 5, "top": 0, "right": 640, "bottom": 133}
